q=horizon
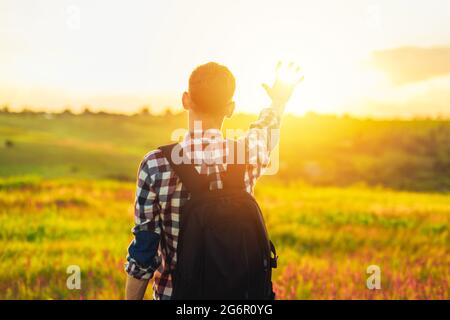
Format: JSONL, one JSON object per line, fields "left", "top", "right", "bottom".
{"left": 2, "top": 104, "right": 450, "bottom": 121}
{"left": 1, "top": 0, "right": 450, "bottom": 117}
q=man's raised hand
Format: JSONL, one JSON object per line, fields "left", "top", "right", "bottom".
{"left": 262, "top": 61, "right": 304, "bottom": 113}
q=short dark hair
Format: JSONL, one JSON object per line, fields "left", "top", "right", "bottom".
{"left": 188, "top": 62, "right": 235, "bottom": 115}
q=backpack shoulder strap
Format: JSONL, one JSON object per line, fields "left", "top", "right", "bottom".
{"left": 158, "top": 143, "right": 210, "bottom": 194}
{"left": 221, "top": 139, "right": 246, "bottom": 190}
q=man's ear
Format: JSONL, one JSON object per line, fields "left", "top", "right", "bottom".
{"left": 225, "top": 101, "right": 235, "bottom": 118}
{"left": 182, "top": 92, "right": 191, "bottom": 111}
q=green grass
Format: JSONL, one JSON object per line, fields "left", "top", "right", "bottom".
{"left": 0, "top": 112, "right": 449, "bottom": 299}
{"left": 0, "top": 178, "right": 448, "bottom": 299}
{"left": 0, "top": 113, "right": 177, "bottom": 179}
{"left": 1, "top": 112, "right": 449, "bottom": 190}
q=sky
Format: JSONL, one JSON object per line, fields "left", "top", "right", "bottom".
{"left": 0, "top": 0, "right": 449, "bottom": 117}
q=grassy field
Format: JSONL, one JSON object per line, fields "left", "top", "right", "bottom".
{"left": 0, "top": 112, "right": 449, "bottom": 299}
{"left": 0, "top": 177, "right": 448, "bottom": 299}
{"left": 1, "top": 112, "right": 449, "bottom": 190}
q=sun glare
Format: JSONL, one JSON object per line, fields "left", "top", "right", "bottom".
{"left": 276, "top": 55, "right": 390, "bottom": 115}
{"left": 277, "top": 64, "right": 301, "bottom": 84}
{"left": 0, "top": 1, "right": 448, "bottom": 117}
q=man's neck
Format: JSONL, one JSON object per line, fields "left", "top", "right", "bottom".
{"left": 188, "top": 112, "right": 224, "bottom": 132}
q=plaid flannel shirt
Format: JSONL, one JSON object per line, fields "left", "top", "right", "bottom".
{"left": 125, "top": 108, "right": 280, "bottom": 300}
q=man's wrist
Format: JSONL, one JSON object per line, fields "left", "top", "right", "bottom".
{"left": 126, "top": 274, "right": 149, "bottom": 300}
{"left": 270, "top": 101, "right": 287, "bottom": 114}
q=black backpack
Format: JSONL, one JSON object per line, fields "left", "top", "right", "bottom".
{"left": 159, "top": 143, "right": 277, "bottom": 300}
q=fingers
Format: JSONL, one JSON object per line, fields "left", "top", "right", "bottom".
{"left": 289, "top": 62, "right": 304, "bottom": 84}
{"left": 294, "top": 65, "right": 304, "bottom": 84}
{"left": 276, "top": 61, "right": 282, "bottom": 71}
{"left": 275, "top": 61, "right": 303, "bottom": 84}
{"left": 276, "top": 62, "right": 301, "bottom": 73}
{"left": 275, "top": 61, "right": 282, "bottom": 77}
{"left": 262, "top": 83, "right": 271, "bottom": 95}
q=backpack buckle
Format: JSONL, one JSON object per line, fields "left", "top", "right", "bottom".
{"left": 269, "top": 240, "right": 278, "bottom": 268}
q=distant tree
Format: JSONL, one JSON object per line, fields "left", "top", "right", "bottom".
{"left": 82, "top": 106, "right": 93, "bottom": 115}
{"left": 5, "top": 139, "right": 14, "bottom": 148}
{"left": 21, "top": 107, "right": 34, "bottom": 115}
{"left": 61, "top": 108, "right": 73, "bottom": 115}
{"left": 163, "top": 107, "right": 174, "bottom": 117}
{"left": 96, "top": 110, "right": 114, "bottom": 117}
{"left": 70, "top": 165, "right": 79, "bottom": 173}
{"left": 0, "top": 105, "right": 9, "bottom": 113}
{"left": 139, "top": 105, "right": 152, "bottom": 116}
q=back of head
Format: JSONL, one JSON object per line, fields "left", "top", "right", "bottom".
{"left": 189, "top": 62, "right": 236, "bottom": 116}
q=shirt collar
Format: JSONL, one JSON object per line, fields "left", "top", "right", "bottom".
{"left": 183, "top": 128, "right": 224, "bottom": 145}
{"left": 179, "top": 129, "right": 229, "bottom": 166}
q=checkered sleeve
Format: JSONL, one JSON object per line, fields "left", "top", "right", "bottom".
{"left": 125, "top": 153, "right": 162, "bottom": 280}
{"left": 244, "top": 108, "right": 281, "bottom": 189}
